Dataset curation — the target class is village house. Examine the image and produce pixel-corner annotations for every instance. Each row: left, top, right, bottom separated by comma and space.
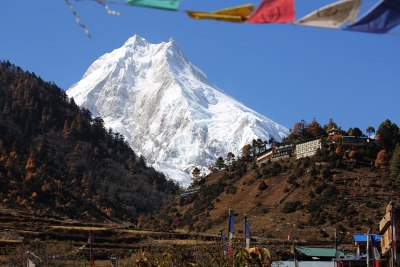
256, 130, 372, 164
256, 143, 295, 164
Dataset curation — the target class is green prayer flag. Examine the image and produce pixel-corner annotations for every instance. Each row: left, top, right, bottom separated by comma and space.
126, 0, 180, 10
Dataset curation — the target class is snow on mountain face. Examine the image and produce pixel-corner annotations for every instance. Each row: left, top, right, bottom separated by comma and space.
67, 35, 289, 187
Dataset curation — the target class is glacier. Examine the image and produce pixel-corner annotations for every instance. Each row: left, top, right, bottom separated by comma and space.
67, 35, 289, 187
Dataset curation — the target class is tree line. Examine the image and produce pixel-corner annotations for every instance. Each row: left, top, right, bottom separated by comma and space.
0, 61, 178, 222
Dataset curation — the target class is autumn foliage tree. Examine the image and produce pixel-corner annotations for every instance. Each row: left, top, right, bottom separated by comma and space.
285, 118, 326, 143
375, 149, 388, 168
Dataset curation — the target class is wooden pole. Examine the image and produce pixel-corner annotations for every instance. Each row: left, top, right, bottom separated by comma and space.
89, 231, 94, 267
390, 201, 396, 267
244, 214, 249, 249
367, 228, 371, 267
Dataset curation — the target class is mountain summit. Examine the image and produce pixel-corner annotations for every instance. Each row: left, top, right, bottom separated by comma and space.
67, 35, 288, 186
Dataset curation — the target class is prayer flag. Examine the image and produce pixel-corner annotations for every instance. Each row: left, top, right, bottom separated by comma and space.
245, 220, 251, 249
186, 4, 255, 23
227, 210, 234, 257
295, 0, 361, 29
126, 0, 181, 11
247, 0, 295, 24
370, 235, 381, 261
221, 232, 228, 254
344, 0, 400, 33
229, 211, 235, 239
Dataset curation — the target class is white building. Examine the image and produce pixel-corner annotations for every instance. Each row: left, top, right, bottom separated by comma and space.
295, 139, 322, 159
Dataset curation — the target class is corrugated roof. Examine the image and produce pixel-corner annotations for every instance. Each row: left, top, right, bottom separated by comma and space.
272, 261, 335, 267
296, 247, 343, 257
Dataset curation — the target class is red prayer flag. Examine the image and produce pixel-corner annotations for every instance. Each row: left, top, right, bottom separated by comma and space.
247, 0, 295, 23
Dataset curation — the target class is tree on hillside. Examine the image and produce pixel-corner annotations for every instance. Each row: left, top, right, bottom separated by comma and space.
292, 120, 308, 139
376, 119, 400, 151
366, 126, 375, 138
390, 145, 400, 182
375, 149, 388, 168
347, 128, 354, 136
192, 167, 201, 183
324, 118, 339, 132
226, 152, 235, 166
252, 139, 261, 156
262, 140, 269, 151
269, 137, 276, 147
308, 119, 326, 138
348, 127, 363, 137
242, 144, 252, 160
256, 138, 265, 154
216, 156, 225, 171
353, 127, 363, 137
285, 119, 326, 143
0, 62, 179, 221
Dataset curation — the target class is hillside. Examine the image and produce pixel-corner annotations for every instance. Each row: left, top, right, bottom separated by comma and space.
0, 61, 178, 222
155, 121, 400, 243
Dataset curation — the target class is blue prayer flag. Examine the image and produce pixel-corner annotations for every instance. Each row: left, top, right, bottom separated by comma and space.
229, 212, 235, 236
344, 0, 400, 33
245, 221, 250, 238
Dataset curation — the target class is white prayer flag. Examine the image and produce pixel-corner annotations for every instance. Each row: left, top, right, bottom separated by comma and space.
295, 0, 362, 29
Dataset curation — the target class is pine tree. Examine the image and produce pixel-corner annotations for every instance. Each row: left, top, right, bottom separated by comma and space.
192, 167, 201, 182
226, 152, 235, 166
242, 144, 251, 160
215, 156, 225, 171
353, 127, 363, 137
308, 119, 326, 138
376, 119, 400, 151
366, 126, 375, 138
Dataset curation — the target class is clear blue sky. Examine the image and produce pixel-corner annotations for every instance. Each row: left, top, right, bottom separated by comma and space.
1, 0, 399, 133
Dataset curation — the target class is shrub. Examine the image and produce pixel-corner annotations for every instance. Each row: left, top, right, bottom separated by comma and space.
258, 181, 268, 191
283, 187, 290, 193
226, 185, 237, 195
322, 185, 337, 198
320, 167, 331, 178
282, 201, 302, 213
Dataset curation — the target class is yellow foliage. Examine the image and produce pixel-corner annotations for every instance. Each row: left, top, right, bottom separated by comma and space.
103, 208, 114, 217
9, 151, 17, 158
25, 171, 36, 181
31, 192, 38, 201
375, 149, 387, 168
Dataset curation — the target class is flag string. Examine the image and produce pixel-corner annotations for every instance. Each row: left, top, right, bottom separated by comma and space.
68, 0, 400, 37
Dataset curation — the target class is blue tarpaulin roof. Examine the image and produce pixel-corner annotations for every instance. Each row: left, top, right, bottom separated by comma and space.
353, 234, 381, 242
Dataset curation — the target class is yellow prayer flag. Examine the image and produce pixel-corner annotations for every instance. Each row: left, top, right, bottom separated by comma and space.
186, 4, 255, 23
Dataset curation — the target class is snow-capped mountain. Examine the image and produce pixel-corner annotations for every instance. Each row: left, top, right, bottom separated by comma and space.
67, 35, 288, 187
